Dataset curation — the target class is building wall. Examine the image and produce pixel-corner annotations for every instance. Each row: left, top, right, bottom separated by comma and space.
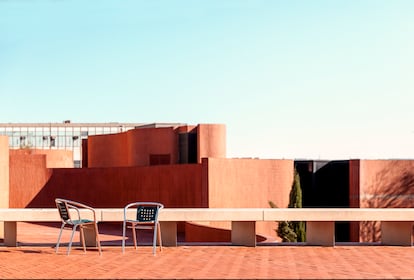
5, 124, 291, 243
8, 153, 293, 241
206, 158, 292, 209
128, 127, 178, 166
87, 124, 226, 168
16, 164, 204, 209
0, 137, 9, 208
87, 132, 129, 167
0, 136, 9, 238
9, 154, 52, 208
350, 159, 414, 242
193, 157, 293, 240
9, 149, 73, 168
87, 127, 179, 167
349, 159, 361, 242
197, 124, 226, 163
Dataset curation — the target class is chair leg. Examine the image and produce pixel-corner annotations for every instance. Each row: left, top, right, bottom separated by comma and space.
79, 226, 86, 253
157, 223, 162, 252
131, 225, 137, 250
67, 224, 78, 255
122, 221, 126, 253
94, 223, 102, 256
55, 223, 65, 253
152, 224, 158, 255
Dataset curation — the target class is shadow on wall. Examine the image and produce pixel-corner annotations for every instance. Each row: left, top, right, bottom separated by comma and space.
361, 167, 414, 242
23, 165, 205, 209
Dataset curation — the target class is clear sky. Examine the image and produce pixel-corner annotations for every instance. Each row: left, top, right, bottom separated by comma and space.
1, 0, 413, 160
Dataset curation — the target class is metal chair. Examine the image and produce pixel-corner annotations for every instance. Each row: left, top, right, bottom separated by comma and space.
55, 198, 102, 255
122, 202, 164, 255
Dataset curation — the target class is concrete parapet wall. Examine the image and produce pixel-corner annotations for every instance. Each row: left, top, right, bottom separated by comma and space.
0, 136, 9, 238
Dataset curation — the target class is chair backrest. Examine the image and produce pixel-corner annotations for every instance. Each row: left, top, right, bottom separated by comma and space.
55, 199, 71, 222
124, 202, 164, 223
55, 198, 96, 223
137, 206, 158, 222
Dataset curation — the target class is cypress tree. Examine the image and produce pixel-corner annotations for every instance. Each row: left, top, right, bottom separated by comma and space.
289, 170, 306, 242
269, 169, 306, 242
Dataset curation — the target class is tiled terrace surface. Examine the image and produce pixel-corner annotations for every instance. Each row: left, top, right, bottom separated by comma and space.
1, 222, 414, 279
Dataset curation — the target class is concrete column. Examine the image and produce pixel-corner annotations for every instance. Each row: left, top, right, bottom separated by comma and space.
0, 136, 9, 239
231, 221, 256, 247
306, 221, 335, 246
160, 221, 177, 246
381, 221, 413, 246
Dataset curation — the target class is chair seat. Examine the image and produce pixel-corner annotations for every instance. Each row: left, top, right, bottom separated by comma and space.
125, 220, 155, 224
127, 225, 154, 230
69, 219, 94, 225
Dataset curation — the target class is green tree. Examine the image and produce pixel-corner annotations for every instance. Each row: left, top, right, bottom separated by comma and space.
269, 169, 306, 242
288, 170, 306, 242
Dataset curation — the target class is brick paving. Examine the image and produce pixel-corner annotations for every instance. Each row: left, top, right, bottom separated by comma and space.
1, 222, 414, 279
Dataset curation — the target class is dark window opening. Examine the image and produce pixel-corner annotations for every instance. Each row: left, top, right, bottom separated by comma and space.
178, 132, 197, 164
149, 154, 171, 165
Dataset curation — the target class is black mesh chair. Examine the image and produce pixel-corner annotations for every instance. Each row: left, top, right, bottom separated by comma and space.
55, 198, 102, 255
122, 202, 164, 255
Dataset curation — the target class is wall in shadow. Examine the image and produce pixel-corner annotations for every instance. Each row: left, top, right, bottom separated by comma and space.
295, 160, 350, 241
25, 164, 205, 208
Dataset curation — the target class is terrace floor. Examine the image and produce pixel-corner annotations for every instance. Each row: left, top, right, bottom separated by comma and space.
1, 222, 414, 279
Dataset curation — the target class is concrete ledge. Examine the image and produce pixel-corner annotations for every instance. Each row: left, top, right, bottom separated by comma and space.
0, 208, 96, 221
157, 208, 264, 221
97, 208, 264, 222
0, 209, 59, 221
1, 208, 414, 247
263, 208, 414, 221
3, 208, 414, 223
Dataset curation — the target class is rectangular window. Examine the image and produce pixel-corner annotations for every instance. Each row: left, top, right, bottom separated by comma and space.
149, 154, 171, 165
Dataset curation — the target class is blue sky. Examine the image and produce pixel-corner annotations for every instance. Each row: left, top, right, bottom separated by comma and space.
1, 0, 413, 160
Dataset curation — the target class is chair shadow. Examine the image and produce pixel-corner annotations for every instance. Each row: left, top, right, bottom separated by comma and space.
16, 221, 185, 247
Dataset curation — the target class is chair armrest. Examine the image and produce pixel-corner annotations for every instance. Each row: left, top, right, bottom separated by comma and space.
67, 201, 98, 222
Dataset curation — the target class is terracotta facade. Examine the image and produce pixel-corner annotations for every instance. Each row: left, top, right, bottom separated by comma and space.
349, 159, 414, 242
5, 124, 293, 241
4, 124, 414, 243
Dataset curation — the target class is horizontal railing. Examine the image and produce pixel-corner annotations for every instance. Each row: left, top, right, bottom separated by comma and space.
1, 208, 414, 247
2, 207, 414, 221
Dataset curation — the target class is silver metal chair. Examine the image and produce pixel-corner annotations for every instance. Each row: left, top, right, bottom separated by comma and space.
122, 202, 164, 255
55, 198, 102, 255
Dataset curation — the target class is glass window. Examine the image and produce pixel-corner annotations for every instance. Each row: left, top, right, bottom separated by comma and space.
72, 135, 80, 147
13, 136, 19, 147
27, 136, 34, 148
95, 127, 103, 134
35, 136, 43, 147
50, 136, 56, 147
58, 136, 65, 147
58, 128, 66, 136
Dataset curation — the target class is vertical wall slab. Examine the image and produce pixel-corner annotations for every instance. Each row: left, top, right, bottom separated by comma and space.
0, 136, 9, 239
197, 124, 226, 163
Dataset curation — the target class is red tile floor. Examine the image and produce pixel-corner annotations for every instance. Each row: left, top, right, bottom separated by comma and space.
1, 222, 414, 279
